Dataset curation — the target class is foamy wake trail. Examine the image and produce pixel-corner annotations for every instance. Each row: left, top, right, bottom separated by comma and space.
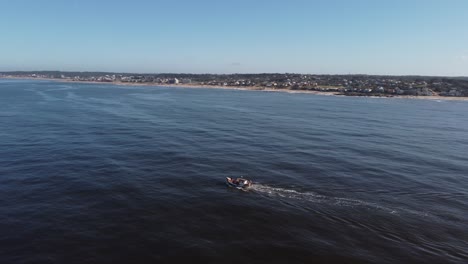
250, 184, 399, 214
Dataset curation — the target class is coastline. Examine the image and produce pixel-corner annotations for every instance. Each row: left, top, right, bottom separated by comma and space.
2, 76, 468, 101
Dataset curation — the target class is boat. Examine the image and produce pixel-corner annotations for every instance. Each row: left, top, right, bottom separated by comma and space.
226, 177, 252, 189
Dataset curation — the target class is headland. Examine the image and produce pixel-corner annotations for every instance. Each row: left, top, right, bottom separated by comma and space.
2, 71, 468, 101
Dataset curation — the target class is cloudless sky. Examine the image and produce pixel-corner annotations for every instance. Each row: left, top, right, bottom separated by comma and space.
1, 0, 468, 75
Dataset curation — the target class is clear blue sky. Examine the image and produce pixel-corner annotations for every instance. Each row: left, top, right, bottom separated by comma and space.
1, 0, 468, 76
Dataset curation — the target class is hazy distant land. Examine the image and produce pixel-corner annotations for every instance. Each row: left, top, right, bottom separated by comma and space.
2, 71, 468, 100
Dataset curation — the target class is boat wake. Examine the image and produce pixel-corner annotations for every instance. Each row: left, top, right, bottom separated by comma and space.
251, 184, 442, 220
250, 184, 401, 214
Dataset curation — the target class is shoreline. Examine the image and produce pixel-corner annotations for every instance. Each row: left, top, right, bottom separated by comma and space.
2, 76, 468, 101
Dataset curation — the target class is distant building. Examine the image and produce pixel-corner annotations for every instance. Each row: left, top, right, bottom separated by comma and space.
168, 78, 179, 84
419, 87, 431, 96
448, 89, 462, 96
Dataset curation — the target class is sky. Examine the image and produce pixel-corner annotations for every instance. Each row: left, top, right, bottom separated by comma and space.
1, 0, 468, 76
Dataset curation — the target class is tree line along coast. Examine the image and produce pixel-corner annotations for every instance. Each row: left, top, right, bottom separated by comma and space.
2, 71, 468, 97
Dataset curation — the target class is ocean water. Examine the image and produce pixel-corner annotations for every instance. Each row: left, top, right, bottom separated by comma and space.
1, 79, 467, 263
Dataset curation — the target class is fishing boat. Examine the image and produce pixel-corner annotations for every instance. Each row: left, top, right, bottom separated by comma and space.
226, 177, 252, 189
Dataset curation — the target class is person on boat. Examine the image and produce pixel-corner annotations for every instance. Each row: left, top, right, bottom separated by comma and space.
227, 177, 251, 187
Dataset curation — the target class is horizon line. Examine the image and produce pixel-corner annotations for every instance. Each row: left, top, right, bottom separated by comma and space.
1, 70, 467, 78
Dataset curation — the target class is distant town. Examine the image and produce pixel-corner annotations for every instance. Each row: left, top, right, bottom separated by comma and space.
2, 71, 468, 97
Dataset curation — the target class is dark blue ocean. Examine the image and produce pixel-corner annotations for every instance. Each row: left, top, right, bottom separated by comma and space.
1, 79, 467, 263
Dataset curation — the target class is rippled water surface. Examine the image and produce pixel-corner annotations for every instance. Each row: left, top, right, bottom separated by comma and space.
1, 79, 468, 263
